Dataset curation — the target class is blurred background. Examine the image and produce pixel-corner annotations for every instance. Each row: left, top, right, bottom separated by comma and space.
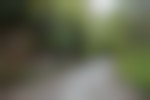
0, 0, 150, 100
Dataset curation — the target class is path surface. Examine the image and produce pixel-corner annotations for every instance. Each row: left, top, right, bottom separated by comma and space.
0, 56, 140, 100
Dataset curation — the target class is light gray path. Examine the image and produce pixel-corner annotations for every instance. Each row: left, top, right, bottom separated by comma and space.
0, 56, 140, 100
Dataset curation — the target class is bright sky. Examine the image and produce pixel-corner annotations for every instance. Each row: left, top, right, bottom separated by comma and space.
87, 0, 117, 18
